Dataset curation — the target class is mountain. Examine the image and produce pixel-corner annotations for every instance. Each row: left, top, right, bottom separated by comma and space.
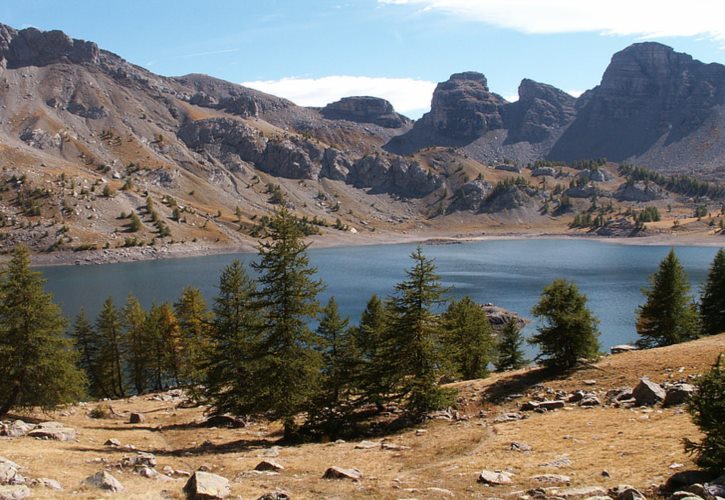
0, 23, 722, 259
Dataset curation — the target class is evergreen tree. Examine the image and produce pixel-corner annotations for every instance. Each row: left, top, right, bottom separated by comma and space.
685, 354, 725, 473
145, 302, 172, 391
250, 208, 324, 439
636, 250, 700, 348
123, 294, 151, 394
96, 296, 127, 398
382, 248, 451, 418
700, 249, 725, 336
157, 303, 182, 386
72, 308, 103, 397
175, 286, 212, 386
356, 294, 389, 409
441, 296, 495, 380
317, 297, 355, 404
0, 246, 85, 417
494, 319, 527, 372
203, 260, 260, 415
530, 279, 600, 371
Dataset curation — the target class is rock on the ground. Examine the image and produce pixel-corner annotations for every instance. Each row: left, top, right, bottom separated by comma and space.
183, 471, 230, 499
0, 421, 34, 438
664, 384, 696, 407
254, 460, 284, 472
610, 344, 638, 354
121, 452, 157, 468
0, 485, 30, 500
322, 466, 362, 481
668, 492, 704, 500
478, 470, 513, 485
579, 395, 601, 407
257, 490, 291, 500
83, 471, 125, 492
632, 378, 666, 406
511, 442, 533, 452
129, 412, 145, 424
609, 484, 646, 500
105, 438, 121, 447
531, 474, 572, 485
30, 478, 62, 490
559, 486, 608, 498
27, 422, 76, 441
354, 440, 380, 449
0, 464, 24, 486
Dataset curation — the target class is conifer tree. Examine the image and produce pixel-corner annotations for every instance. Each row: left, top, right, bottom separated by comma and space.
123, 294, 151, 394
685, 354, 725, 473
356, 294, 389, 409
441, 296, 495, 380
636, 249, 700, 348
495, 319, 527, 372
250, 208, 324, 438
157, 303, 182, 386
175, 286, 212, 386
530, 279, 600, 371
317, 297, 355, 404
96, 296, 127, 398
72, 308, 103, 397
0, 246, 85, 417
203, 260, 260, 415
382, 248, 451, 418
700, 249, 725, 336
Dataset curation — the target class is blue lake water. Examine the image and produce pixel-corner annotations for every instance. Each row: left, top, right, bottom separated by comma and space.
39, 239, 723, 355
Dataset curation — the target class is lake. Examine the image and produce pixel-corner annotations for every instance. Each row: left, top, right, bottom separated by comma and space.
39, 239, 723, 355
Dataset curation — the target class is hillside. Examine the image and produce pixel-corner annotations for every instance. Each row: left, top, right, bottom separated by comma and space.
1, 334, 723, 498
0, 24, 723, 263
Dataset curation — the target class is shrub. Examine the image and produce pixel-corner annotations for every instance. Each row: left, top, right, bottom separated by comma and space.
685, 354, 725, 472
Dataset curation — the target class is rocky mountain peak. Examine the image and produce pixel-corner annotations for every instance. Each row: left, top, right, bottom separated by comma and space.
503, 79, 576, 143
0, 23, 99, 68
448, 71, 489, 87
320, 96, 410, 128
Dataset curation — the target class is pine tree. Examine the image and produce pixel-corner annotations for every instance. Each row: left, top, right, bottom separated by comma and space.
175, 286, 212, 386
71, 308, 103, 397
317, 297, 355, 404
636, 249, 700, 348
202, 260, 260, 415
123, 294, 151, 394
96, 296, 127, 398
700, 249, 725, 336
157, 303, 182, 387
494, 319, 527, 372
530, 279, 600, 371
685, 354, 725, 472
250, 208, 324, 439
441, 296, 495, 380
0, 246, 85, 417
356, 294, 389, 409
382, 247, 452, 418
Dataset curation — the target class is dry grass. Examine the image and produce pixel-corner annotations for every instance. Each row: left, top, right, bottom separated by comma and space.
2, 334, 723, 499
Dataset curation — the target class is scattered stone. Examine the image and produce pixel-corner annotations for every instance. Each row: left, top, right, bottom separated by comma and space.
703, 482, 725, 498
583, 380, 597, 385
27, 422, 76, 441
415, 429, 427, 436
0, 485, 30, 499
541, 456, 572, 468
257, 490, 291, 500
0, 464, 24, 486
354, 440, 380, 449
668, 492, 703, 500
381, 442, 410, 451
121, 452, 157, 469
632, 378, 666, 406
579, 396, 601, 407
559, 486, 607, 498
608, 484, 646, 500
29, 478, 62, 491
0, 421, 34, 438
254, 460, 284, 472
104, 438, 121, 447
129, 412, 145, 424
539, 400, 566, 410
511, 442, 533, 452
682, 484, 710, 500
494, 412, 526, 422
663, 384, 696, 407
138, 467, 159, 479
531, 474, 571, 485
83, 471, 125, 492
521, 401, 540, 411
610, 344, 638, 354
322, 466, 362, 481
183, 471, 230, 499
478, 470, 513, 486
568, 390, 587, 403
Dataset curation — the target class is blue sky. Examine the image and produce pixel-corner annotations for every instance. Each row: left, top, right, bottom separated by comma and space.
2, 0, 723, 118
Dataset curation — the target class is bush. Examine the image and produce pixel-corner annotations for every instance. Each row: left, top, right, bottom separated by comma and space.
685, 354, 725, 472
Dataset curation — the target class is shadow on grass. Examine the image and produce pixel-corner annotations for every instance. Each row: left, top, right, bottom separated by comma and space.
480, 366, 570, 404
69, 436, 276, 457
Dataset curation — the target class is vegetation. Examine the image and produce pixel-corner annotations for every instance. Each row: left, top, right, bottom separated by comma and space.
636, 250, 700, 348
530, 279, 600, 371
619, 164, 725, 200
442, 296, 495, 380
685, 354, 725, 473
700, 249, 725, 336
495, 319, 527, 372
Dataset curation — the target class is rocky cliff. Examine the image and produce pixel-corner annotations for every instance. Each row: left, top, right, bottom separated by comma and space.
320, 96, 410, 128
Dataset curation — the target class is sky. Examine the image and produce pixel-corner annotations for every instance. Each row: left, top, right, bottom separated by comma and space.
1, 0, 724, 118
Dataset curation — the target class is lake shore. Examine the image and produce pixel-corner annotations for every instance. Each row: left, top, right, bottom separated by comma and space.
29, 226, 725, 267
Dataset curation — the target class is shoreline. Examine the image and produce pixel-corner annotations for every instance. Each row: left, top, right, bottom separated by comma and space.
28, 228, 725, 268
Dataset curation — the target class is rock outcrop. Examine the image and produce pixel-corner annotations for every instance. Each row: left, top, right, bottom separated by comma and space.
0, 24, 100, 68
504, 79, 576, 143
321, 96, 410, 128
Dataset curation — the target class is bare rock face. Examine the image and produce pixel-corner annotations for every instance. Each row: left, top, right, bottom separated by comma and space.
504, 79, 576, 143
550, 42, 725, 164
422, 72, 506, 139
348, 155, 442, 198
321, 96, 411, 128
0, 24, 100, 68
615, 181, 665, 202
449, 180, 493, 212
178, 118, 267, 168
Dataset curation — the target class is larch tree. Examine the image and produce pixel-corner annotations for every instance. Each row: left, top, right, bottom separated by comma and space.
0, 246, 85, 417
72, 307, 102, 397
494, 319, 527, 372
700, 249, 725, 336
316, 297, 355, 405
96, 296, 127, 398
251, 208, 324, 439
530, 279, 600, 371
123, 294, 151, 394
442, 296, 495, 380
356, 294, 389, 410
636, 249, 699, 348
175, 286, 213, 386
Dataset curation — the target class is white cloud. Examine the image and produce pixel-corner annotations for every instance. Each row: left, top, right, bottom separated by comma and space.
240, 75, 436, 114
567, 89, 584, 98
379, 0, 725, 41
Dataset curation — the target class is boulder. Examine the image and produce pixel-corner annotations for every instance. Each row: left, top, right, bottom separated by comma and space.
322, 466, 362, 481
611, 344, 638, 354
609, 484, 647, 500
0, 485, 30, 500
559, 486, 608, 498
254, 460, 284, 472
120, 452, 157, 468
183, 471, 230, 499
30, 478, 62, 491
668, 492, 703, 500
354, 440, 380, 450
632, 378, 666, 406
129, 412, 145, 424
532, 167, 557, 177
83, 471, 124, 492
105, 438, 121, 447
257, 490, 291, 500
0, 464, 24, 486
0, 421, 34, 438
531, 474, 571, 485
511, 442, 533, 452
27, 422, 76, 441
478, 470, 513, 485
579, 396, 601, 407
664, 384, 696, 407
